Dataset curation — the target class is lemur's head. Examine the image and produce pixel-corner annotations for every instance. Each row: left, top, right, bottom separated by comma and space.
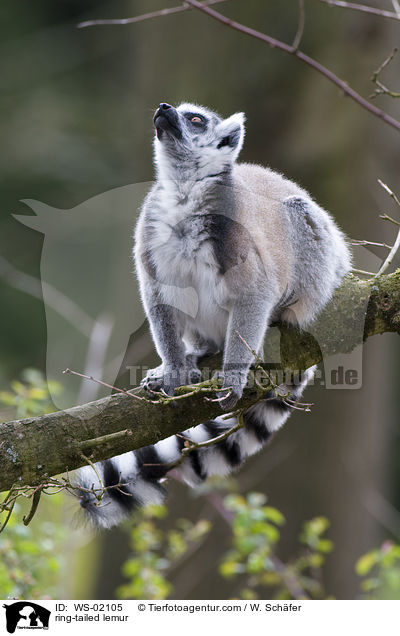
153, 102, 245, 179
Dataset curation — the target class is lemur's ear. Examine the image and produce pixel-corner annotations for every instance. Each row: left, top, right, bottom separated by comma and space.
216, 112, 246, 158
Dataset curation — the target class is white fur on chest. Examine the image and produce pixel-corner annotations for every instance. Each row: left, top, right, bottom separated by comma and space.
149, 189, 229, 344
150, 182, 217, 284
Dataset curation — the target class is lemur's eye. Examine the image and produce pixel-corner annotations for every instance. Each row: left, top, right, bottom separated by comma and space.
191, 116, 202, 123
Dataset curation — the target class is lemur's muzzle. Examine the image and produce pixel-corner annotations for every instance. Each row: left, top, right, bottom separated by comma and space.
154, 102, 182, 139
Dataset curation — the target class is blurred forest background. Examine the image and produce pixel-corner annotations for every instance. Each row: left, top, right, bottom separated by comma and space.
1, 0, 400, 600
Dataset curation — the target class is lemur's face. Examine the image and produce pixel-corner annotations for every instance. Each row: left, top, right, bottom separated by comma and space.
153, 102, 245, 175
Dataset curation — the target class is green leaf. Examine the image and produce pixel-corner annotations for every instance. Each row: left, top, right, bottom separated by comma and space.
316, 539, 334, 554
220, 560, 244, 578
246, 552, 267, 574
263, 506, 285, 526
356, 551, 379, 576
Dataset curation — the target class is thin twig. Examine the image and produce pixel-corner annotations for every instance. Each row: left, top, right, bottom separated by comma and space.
192, 413, 244, 449
378, 179, 400, 208
292, 0, 305, 50
0, 473, 146, 527
376, 180, 400, 275
318, 0, 400, 21
376, 228, 400, 275
63, 367, 148, 401
0, 501, 16, 533
77, 0, 229, 29
234, 330, 312, 412
66, 367, 226, 407
282, 398, 311, 412
23, 488, 42, 526
234, 330, 274, 387
351, 239, 393, 249
351, 268, 375, 276
284, 396, 314, 408
77, 429, 133, 451
178, 413, 243, 456
370, 49, 400, 99
204, 387, 232, 402
371, 48, 398, 83
144, 413, 245, 473
80, 453, 105, 502
380, 214, 400, 227
183, 0, 400, 132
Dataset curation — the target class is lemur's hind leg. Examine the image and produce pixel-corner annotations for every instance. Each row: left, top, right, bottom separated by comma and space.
281, 195, 343, 327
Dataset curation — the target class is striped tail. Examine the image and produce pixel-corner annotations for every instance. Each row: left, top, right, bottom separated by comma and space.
76, 367, 315, 529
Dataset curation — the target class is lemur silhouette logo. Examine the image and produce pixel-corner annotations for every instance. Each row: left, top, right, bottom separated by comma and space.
2, 602, 50, 633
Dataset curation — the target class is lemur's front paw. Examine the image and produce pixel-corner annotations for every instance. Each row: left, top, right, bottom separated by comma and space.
141, 364, 202, 396
214, 369, 246, 411
140, 364, 165, 392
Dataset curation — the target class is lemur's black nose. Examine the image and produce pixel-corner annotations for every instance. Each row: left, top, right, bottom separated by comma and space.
154, 102, 181, 138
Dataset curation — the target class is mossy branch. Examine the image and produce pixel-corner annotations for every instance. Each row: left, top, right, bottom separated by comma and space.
1, 271, 400, 494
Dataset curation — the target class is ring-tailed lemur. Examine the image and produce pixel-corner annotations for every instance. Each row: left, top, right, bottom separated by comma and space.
77, 102, 351, 528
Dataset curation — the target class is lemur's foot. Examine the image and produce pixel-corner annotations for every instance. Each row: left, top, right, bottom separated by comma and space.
140, 365, 165, 392
214, 369, 246, 411
141, 364, 202, 396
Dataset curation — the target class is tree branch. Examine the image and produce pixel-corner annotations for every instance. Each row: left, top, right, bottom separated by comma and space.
1, 271, 400, 494
370, 49, 400, 100
76, 0, 229, 29
318, 0, 400, 22
182, 0, 400, 133
76, 0, 400, 132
